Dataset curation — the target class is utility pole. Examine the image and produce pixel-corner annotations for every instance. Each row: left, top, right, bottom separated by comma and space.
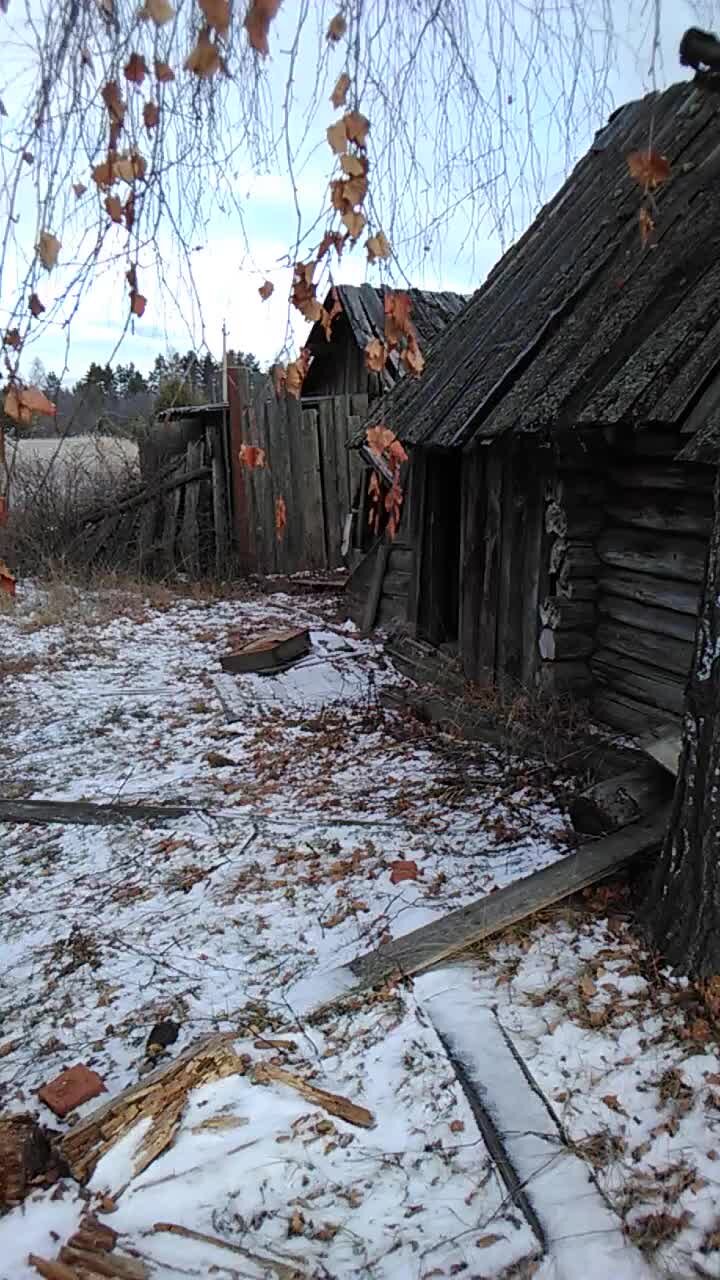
221, 320, 228, 402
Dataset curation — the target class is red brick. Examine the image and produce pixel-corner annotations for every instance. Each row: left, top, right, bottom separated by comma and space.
38, 1064, 106, 1118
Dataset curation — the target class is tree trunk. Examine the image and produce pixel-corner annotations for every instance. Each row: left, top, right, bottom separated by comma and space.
645, 468, 720, 977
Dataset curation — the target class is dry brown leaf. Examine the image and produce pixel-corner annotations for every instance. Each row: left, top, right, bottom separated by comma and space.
401, 339, 425, 377
258, 279, 274, 300
331, 72, 350, 109
143, 101, 159, 130
330, 178, 351, 213
22, 151, 33, 164
344, 110, 369, 147
272, 363, 286, 396
4, 384, 56, 423
626, 148, 671, 190
340, 153, 366, 178
37, 231, 61, 270
579, 973, 597, 1001
130, 291, 147, 317
366, 230, 391, 262
476, 1234, 503, 1248
601, 1094, 626, 1113
72, 181, 87, 198
638, 205, 654, 246
154, 59, 175, 82
105, 195, 123, 223
124, 52, 148, 84
342, 173, 368, 206
101, 80, 126, 129
92, 159, 114, 188
114, 151, 147, 182
449, 1119, 465, 1133
185, 28, 223, 78
3, 328, 20, 349
138, 0, 175, 23
28, 293, 45, 317
364, 338, 387, 373
285, 349, 310, 398
238, 443, 266, 468
326, 119, 347, 154
275, 494, 287, 539
341, 209, 365, 239
200, 0, 230, 33
244, 0, 281, 57
326, 12, 346, 41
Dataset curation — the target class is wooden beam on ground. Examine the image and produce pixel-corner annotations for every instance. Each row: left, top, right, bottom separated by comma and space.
290, 807, 671, 1013
0, 798, 199, 826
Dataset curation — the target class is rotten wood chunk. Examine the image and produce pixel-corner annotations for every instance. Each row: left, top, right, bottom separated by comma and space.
569, 765, 671, 836
61, 1034, 246, 1185
0, 1114, 58, 1209
252, 1061, 375, 1129
220, 627, 310, 674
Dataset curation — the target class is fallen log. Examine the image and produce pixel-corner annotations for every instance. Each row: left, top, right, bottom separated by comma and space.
289, 807, 671, 1015
568, 766, 670, 836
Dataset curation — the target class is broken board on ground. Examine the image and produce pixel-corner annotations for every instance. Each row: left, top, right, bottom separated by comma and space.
220, 627, 310, 675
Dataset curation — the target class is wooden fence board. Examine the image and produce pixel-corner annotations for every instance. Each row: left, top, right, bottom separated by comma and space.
318, 399, 342, 567
180, 439, 204, 576
268, 391, 292, 575
207, 426, 229, 578
332, 396, 352, 525
257, 389, 277, 575
286, 396, 309, 573
300, 409, 327, 570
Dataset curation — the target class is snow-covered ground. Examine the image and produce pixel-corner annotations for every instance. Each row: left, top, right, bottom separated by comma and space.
0, 580, 718, 1278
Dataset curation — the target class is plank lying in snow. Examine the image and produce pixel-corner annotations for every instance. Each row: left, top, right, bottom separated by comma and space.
287, 806, 671, 1015
417, 974, 654, 1280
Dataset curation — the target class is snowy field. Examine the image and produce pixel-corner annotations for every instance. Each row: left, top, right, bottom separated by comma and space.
0, 581, 718, 1278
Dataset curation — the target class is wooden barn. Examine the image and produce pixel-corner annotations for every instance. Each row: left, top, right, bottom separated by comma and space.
352, 79, 720, 736
301, 284, 466, 399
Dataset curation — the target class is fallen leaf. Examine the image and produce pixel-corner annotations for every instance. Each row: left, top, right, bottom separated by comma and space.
341, 209, 365, 239
449, 1119, 465, 1133
601, 1094, 626, 1113
327, 12, 346, 40
327, 119, 348, 154
275, 494, 287, 539
130, 291, 147, 317
626, 148, 671, 190
331, 72, 350, 109
344, 109, 369, 146
155, 59, 175, 81
185, 28, 223, 78
28, 293, 45, 317
366, 230, 391, 262
37, 231, 61, 270
364, 338, 387, 373
258, 279, 274, 300
143, 101, 159, 130
138, 0, 175, 22
244, 0, 282, 57
124, 52, 148, 84
390, 859, 419, 884
288, 1208, 305, 1236
200, 0, 229, 33
72, 181, 87, 198
3, 329, 21, 349
579, 974, 597, 1001
476, 1234, 503, 1248
238, 443, 266, 468
638, 205, 654, 246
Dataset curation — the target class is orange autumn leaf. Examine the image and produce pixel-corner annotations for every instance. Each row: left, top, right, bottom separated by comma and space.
384, 289, 415, 347
342, 209, 366, 239
155, 60, 175, 82
389, 859, 419, 884
28, 293, 45, 317
4, 384, 56, 423
0, 559, 16, 597
37, 231, 61, 270
124, 52, 148, 84
185, 28, 223, 78
326, 119, 348, 155
364, 338, 387, 373
3, 329, 20, 349
130, 291, 147, 317
331, 72, 350, 109
138, 0, 175, 22
326, 12, 346, 41
626, 149, 671, 190
143, 101, 159, 131
275, 494, 287, 539
286, 350, 310, 398
258, 279, 274, 300
101, 80, 126, 128
366, 230, 391, 263
239, 444, 266, 468
200, 0, 230, 34
343, 110, 369, 147
272, 363, 287, 396
244, 0, 282, 57
401, 337, 425, 378
105, 195, 123, 223
340, 153, 366, 178
316, 230, 345, 261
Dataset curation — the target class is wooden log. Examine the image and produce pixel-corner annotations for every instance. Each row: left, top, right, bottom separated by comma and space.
605, 493, 712, 537
596, 619, 692, 678
58, 1246, 148, 1279
555, 473, 606, 503
569, 766, 670, 836
597, 529, 707, 584
538, 628, 593, 660
597, 568, 700, 616
539, 597, 596, 630
388, 543, 413, 574
592, 648, 686, 716
309, 807, 671, 1001
592, 688, 678, 736
550, 539, 599, 577
136, 499, 158, 575
0, 797, 199, 826
608, 462, 712, 493
556, 576, 598, 601
598, 593, 697, 643
537, 660, 593, 695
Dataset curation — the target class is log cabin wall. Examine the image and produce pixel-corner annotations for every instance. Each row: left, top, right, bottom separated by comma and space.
590, 426, 713, 735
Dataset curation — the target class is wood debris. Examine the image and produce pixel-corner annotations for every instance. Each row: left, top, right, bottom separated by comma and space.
61, 1033, 246, 1185
152, 1221, 305, 1278
0, 1113, 60, 1210
252, 1062, 375, 1128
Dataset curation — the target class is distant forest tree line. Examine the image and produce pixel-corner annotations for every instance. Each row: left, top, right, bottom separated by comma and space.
6, 349, 260, 439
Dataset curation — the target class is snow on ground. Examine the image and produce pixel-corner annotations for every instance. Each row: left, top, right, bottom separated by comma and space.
0, 580, 718, 1278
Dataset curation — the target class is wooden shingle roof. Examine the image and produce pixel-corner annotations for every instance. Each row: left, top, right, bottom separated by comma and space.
366, 81, 720, 448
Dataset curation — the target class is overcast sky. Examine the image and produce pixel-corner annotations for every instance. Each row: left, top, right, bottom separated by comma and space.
0, 0, 716, 384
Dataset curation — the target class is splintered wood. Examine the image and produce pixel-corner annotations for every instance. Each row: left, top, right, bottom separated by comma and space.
0, 1114, 55, 1209
30, 1214, 148, 1280
61, 1034, 243, 1184
252, 1062, 375, 1128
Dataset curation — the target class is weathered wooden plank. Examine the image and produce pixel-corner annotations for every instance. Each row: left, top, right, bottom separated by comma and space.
268, 391, 292, 576
161, 486, 181, 576
136, 499, 158, 575
592, 688, 678, 735
496, 444, 526, 683
361, 538, 390, 633
376, 593, 407, 626
556, 576, 598, 601
334, 808, 671, 993
0, 798, 200, 825
539, 597, 595, 630
597, 529, 707, 584
285, 396, 310, 573
597, 617, 693, 678
299, 409, 327, 571
597, 568, 700, 615
180, 439, 204, 577
598, 593, 697, 643
206, 427, 229, 578
638, 723, 683, 776
406, 451, 427, 631
537, 660, 593, 695
605, 493, 712, 537
609, 463, 712, 494
592, 648, 685, 716
538, 629, 593, 661
476, 447, 503, 679
332, 396, 352, 530
318, 399, 342, 568
459, 446, 486, 682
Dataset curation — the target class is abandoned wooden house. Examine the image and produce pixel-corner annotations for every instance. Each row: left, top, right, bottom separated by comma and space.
301, 284, 466, 399
351, 79, 720, 736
